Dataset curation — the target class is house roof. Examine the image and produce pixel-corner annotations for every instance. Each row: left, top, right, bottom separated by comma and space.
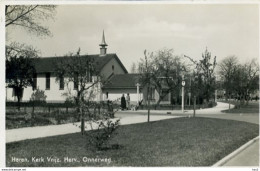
103, 73, 173, 90
103, 73, 142, 89
33, 53, 128, 74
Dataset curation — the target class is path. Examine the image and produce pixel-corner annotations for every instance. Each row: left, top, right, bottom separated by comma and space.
116, 101, 234, 116
223, 139, 259, 166
6, 115, 180, 143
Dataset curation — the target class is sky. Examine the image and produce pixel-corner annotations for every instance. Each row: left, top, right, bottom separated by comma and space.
6, 4, 259, 72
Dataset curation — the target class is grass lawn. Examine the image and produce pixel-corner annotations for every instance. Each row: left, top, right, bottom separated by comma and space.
6, 117, 259, 167
221, 101, 259, 114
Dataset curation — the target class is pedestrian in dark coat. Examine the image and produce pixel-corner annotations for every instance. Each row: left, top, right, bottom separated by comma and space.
121, 94, 126, 110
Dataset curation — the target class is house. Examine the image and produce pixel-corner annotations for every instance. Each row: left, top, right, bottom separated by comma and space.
102, 73, 143, 105
6, 31, 172, 105
102, 74, 172, 105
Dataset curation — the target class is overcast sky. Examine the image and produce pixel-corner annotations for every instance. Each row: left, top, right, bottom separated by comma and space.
6, 4, 259, 72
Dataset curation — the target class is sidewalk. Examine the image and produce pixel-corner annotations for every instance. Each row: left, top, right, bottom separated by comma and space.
118, 101, 235, 115
223, 139, 259, 166
6, 115, 181, 143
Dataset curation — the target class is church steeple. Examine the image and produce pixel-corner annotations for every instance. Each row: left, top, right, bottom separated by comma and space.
99, 30, 108, 56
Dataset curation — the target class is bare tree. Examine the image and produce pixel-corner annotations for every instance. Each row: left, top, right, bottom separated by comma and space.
5, 5, 55, 109
219, 57, 259, 107
138, 50, 154, 122
139, 49, 187, 107
184, 48, 217, 104
6, 43, 39, 110
238, 59, 259, 105
218, 56, 239, 109
6, 42, 39, 60
130, 62, 137, 73
5, 5, 56, 37
54, 48, 106, 135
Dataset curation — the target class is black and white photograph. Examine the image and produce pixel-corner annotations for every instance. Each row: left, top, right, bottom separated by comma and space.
2, 1, 259, 168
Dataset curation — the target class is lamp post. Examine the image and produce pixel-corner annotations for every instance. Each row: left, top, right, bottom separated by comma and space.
193, 75, 198, 117
136, 83, 140, 105
182, 75, 185, 113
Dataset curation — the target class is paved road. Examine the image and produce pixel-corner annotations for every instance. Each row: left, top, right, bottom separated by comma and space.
223, 139, 259, 166
116, 101, 235, 116
115, 102, 259, 124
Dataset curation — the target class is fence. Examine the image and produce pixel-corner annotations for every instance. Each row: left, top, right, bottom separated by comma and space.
6, 100, 216, 113
6, 101, 118, 114
6, 101, 118, 129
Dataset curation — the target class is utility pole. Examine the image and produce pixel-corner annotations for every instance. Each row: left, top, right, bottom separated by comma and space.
193, 74, 198, 117
182, 75, 185, 113
145, 51, 150, 122
136, 83, 140, 105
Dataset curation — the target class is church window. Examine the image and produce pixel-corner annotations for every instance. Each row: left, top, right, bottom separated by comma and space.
32, 73, 37, 91
74, 74, 78, 90
46, 73, 50, 90
59, 76, 64, 90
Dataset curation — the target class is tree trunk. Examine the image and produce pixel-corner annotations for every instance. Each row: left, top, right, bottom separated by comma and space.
17, 95, 21, 111
246, 94, 249, 106
75, 95, 81, 121
228, 94, 231, 112
147, 85, 150, 123
80, 105, 85, 135
239, 95, 243, 108
193, 96, 196, 117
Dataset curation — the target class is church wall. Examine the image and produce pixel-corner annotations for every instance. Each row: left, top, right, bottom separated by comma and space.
100, 57, 127, 79
6, 74, 100, 102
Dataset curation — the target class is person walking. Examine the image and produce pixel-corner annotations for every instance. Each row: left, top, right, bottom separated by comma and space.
126, 93, 130, 110
121, 94, 126, 110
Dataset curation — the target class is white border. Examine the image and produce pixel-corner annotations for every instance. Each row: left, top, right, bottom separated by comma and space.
1, 1, 259, 170
0, 3, 6, 169
1, 0, 260, 5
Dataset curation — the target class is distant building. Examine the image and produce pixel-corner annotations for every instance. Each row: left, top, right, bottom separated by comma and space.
6, 31, 171, 105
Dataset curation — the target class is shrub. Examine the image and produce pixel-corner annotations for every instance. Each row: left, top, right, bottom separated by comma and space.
30, 88, 47, 103
79, 100, 121, 150
87, 118, 120, 150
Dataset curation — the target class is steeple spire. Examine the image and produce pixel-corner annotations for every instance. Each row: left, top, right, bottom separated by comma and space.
99, 30, 108, 56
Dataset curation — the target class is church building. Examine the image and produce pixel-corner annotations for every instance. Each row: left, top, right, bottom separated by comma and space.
6, 32, 171, 105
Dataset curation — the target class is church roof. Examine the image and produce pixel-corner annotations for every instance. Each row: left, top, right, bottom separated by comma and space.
33, 53, 128, 74
103, 73, 142, 89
